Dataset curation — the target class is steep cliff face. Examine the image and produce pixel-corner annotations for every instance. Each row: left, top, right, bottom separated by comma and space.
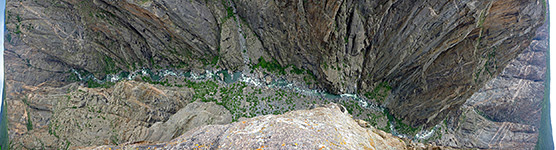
434, 17, 549, 149
5, 0, 544, 129
4, 0, 547, 149
5, 0, 221, 87
234, 0, 544, 127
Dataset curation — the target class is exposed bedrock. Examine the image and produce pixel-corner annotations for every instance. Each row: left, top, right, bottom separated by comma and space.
5, 0, 545, 137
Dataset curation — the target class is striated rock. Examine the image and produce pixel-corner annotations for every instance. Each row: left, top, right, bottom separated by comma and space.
5, 0, 546, 128
434, 15, 548, 149
5, 0, 223, 86
4, 0, 547, 149
234, 0, 545, 127
438, 108, 538, 149
87, 103, 451, 150
465, 21, 548, 127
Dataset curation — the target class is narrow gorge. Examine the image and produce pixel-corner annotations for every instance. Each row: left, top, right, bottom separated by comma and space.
2, 0, 550, 149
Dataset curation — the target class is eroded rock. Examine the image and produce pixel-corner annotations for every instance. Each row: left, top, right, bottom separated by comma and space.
7, 81, 232, 149
87, 103, 451, 149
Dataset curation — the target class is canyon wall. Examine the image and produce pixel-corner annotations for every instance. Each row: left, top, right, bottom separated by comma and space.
3, 0, 547, 149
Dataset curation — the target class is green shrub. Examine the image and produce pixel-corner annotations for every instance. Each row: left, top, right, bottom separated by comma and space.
26, 110, 33, 131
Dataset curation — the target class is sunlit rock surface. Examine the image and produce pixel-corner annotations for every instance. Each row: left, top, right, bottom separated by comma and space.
88, 103, 450, 150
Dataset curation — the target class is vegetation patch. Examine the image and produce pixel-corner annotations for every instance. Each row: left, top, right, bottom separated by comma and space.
118, 71, 130, 79
211, 55, 220, 66
384, 109, 420, 135
290, 65, 304, 75
48, 120, 60, 139
364, 82, 392, 104
103, 56, 119, 75
252, 57, 288, 75
141, 76, 172, 86
365, 112, 390, 132
322, 61, 329, 70
339, 99, 364, 117
184, 80, 220, 103
87, 79, 115, 88
199, 54, 221, 68
26, 109, 33, 131
251, 57, 317, 85
183, 78, 305, 122
220, 0, 235, 23
138, 0, 152, 5
302, 70, 317, 86
474, 47, 498, 83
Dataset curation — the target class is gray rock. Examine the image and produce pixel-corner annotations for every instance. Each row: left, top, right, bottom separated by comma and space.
6, 81, 231, 149
435, 17, 548, 149
4, 0, 547, 149
438, 108, 538, 149
218, 16, 243, 70
87, 103, 451, 149
141, 102, 232, 142
233, 0, 545, 127
6, 0, 545, 128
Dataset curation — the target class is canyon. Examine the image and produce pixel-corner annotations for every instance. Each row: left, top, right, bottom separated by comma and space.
3, 0, 549, 149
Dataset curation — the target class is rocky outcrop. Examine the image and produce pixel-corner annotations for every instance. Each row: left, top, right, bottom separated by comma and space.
87, 103, 450, 150
8, 77, 386, 149
143, 101, 232, 142
6, 81, 232, 149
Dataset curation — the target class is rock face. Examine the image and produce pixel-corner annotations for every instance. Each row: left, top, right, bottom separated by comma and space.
143, 101, 232, 142
439, 108, 539, 149
6, 81, 232, 149
465, 22, 548, 128
88, 103, 448, 150
234, 0, 545, 127
5, 0, 545, 128
4, 0, 548, 149
433, 17, 549, 149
